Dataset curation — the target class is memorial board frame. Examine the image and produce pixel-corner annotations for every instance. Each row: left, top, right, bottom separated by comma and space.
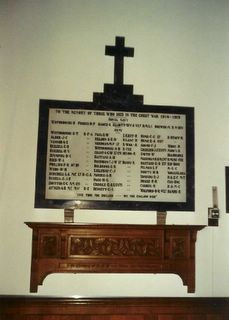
225, 166, 229, 213
35, 99, 194, 211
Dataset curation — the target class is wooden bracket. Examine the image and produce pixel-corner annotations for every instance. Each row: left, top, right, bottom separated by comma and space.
25, 222, 205, 293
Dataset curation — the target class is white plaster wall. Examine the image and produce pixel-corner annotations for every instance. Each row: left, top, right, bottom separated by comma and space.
0, 0, 229, 296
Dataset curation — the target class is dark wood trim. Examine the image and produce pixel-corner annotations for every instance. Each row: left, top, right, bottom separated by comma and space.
0, 296, 229, 319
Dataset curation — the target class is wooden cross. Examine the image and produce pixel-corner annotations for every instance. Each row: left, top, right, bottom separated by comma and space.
105, 36, 134, 86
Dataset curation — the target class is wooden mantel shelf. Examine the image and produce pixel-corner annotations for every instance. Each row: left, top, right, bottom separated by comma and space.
25, 222, 205, 293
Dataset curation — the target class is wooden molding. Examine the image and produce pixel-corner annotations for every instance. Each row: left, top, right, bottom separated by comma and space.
0, 296, 229, 319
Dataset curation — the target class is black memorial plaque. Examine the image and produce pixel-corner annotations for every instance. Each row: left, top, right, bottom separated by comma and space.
35, 37, 194, 211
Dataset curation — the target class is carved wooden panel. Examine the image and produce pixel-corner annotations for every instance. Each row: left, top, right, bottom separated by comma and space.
40, 235, 59, 257
25, 223, 205, 293
69, 236, 162, 257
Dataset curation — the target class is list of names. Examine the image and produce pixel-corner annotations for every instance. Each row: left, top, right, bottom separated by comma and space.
46, 108, 186, 202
